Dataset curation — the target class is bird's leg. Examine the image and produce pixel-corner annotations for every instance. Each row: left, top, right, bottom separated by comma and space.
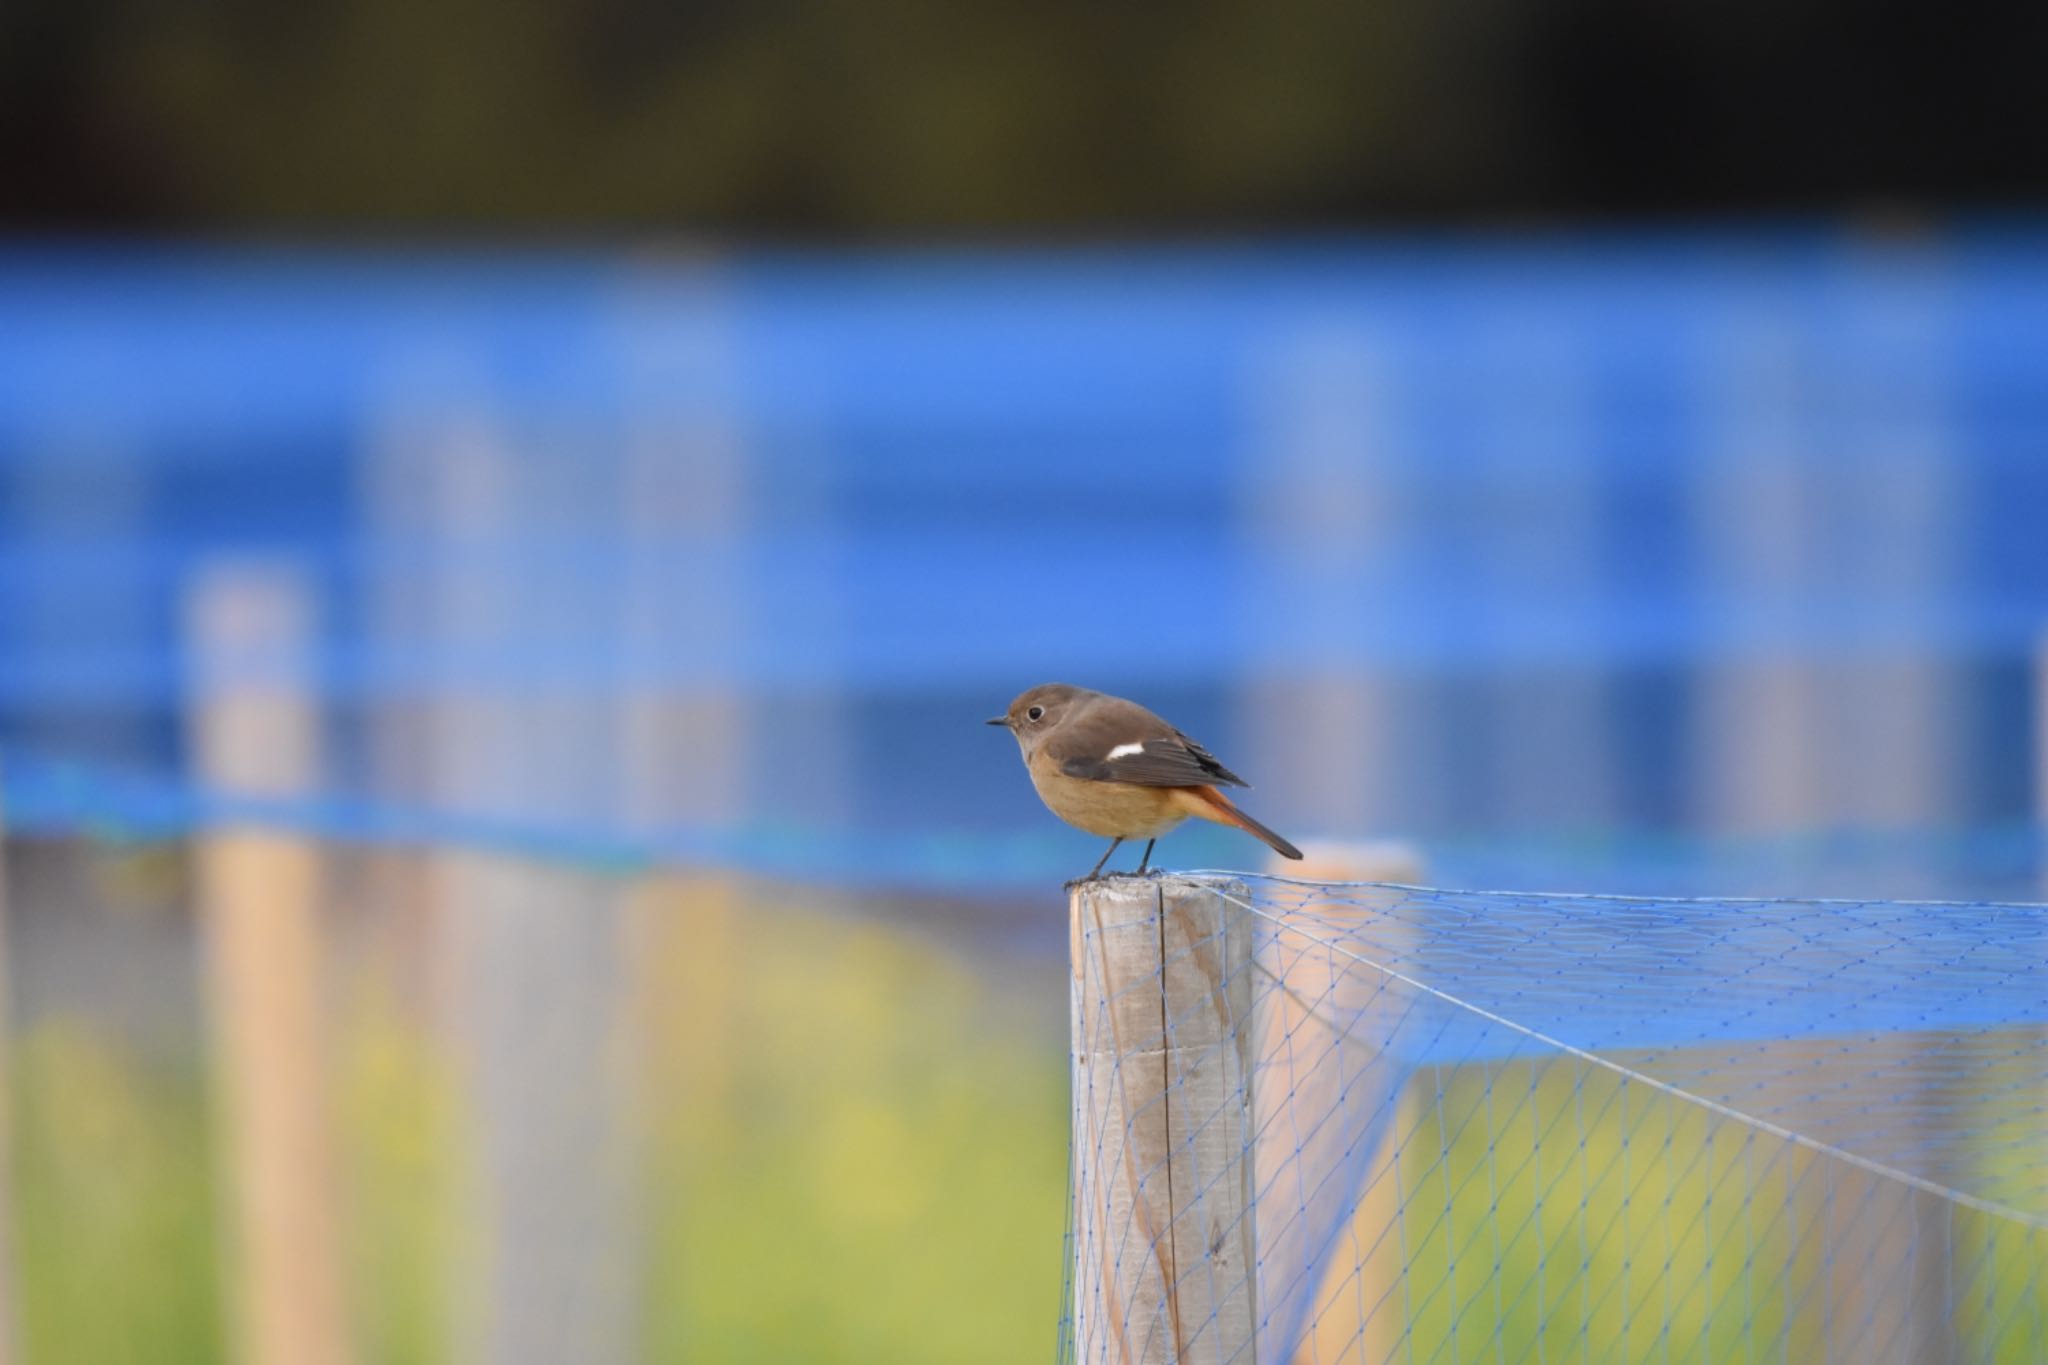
1136, 838, 1156, 873
1087, 838, 1124, 880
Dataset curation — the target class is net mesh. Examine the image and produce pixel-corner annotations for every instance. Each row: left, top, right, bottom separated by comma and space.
1061, 872, 2048, 1364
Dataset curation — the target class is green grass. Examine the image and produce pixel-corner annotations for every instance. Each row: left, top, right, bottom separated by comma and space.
1337, 1050, 2046, 1363
4, 876, 1068, 1365
12, 1022, 226, 1365
640, 890, 1069, 1364
337, 987, 459, 1365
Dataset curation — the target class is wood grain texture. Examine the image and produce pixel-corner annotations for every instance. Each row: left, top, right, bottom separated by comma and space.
1070, 875, 1257, 1365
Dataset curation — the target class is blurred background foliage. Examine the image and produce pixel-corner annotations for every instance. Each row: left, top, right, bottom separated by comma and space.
7, 0, 2048, 233
4, 840, 1066, 1365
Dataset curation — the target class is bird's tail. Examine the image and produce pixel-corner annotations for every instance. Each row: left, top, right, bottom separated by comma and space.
1178, 785, 1304, 861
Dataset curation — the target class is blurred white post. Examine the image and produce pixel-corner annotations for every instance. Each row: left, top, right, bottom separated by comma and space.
1070, 874, 1257, 1365
1694, 309, 1956, 838
613, 334, 749, 1174
1830, 265, 1958, 834
186, 563, 351, 1365
1692, 317, 1828, 834
368, 404, 637, 1365
434, 852, 634, 1365
1243, 326, 1409, 836
1473, 322, 1615, 829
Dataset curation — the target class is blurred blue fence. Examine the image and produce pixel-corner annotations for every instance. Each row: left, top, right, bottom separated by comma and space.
3, 234, 2048, 895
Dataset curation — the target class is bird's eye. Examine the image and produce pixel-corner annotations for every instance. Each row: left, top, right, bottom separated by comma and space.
1027, 705, 1045, 722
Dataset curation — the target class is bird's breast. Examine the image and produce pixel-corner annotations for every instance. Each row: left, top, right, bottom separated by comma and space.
1026, 764, 1189, 838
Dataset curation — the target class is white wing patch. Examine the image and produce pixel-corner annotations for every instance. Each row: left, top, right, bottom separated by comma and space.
1107, 742, 1147, 760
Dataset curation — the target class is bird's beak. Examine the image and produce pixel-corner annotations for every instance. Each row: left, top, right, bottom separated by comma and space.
986, 715, 1011, 728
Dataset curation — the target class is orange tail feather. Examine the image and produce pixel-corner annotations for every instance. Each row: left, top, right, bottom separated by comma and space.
1177, 785, 1303, 860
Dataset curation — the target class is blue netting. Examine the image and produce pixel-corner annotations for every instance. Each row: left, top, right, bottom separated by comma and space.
6, 238, 2048, 904
1063, 873, 2048, 1363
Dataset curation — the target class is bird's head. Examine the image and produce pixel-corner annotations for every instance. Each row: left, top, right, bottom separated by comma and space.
986, 682, 1085, 755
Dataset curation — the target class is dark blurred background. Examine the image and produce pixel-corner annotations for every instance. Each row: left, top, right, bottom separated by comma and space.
8, 0, 2048, 234
5, 5, 2048, 1365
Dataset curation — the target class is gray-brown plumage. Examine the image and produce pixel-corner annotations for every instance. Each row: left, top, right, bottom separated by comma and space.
987, 682, 1304, 878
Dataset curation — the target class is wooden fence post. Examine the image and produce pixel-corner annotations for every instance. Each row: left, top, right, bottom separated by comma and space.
1070, 873, 1258, 1365
186, 562, 351, 1365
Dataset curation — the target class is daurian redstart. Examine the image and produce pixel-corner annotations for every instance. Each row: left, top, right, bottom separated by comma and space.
989, 683, 1304, 878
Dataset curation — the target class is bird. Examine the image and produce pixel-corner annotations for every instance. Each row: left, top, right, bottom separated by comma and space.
988, 682, 1303, 879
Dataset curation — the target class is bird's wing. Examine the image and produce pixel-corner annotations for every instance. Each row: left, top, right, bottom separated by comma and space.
1056, 727, 1250, 789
